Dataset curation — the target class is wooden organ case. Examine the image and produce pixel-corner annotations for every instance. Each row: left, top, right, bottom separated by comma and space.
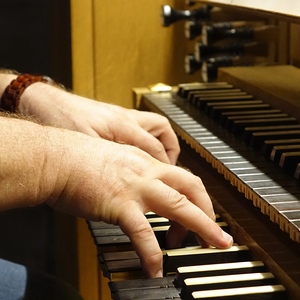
88, 1, 300, 300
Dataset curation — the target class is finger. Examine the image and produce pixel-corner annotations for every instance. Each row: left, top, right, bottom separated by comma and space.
157, 130, 180, 166
135, 112, 180, 165
158, 165, 216, 220
117, 201, 163, 278
118, 125, 172, 164
142, 179, 233, 249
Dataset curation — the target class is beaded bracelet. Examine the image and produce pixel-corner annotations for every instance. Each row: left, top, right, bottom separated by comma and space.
0, 73, 56, 112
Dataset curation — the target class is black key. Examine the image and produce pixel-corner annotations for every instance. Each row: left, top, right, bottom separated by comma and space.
100, 251, 141, 278
225, 113, 289, 131
279, 151, 300, 174
207, 101, 266, 118
92, 227, 124, 237
294, 163, 300, 179
109, 276, 174, 291
164, 245, 250, 274
249, 130, 300, 150
88, 220, 115, 230
177, 82, 201, 97
231, 117, 297, 135
221, 109, 281, 118
261, 138, 300, 157
188, 88, 242, 102
178, 82, 232, 98
220, 109, 282, 125
244, 125, 300, 144
195, 94, 253, 109
95, 234, 131, 248
270, 144, 300, 163
209, 103, 271, 119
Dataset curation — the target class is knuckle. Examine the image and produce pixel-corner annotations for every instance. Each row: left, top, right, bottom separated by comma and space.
169, 193, 189, 211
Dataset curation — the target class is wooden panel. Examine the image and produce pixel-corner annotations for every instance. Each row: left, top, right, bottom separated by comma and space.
70, 0, 95, 99
76, 218, 102, 300
71, 0, 201, 108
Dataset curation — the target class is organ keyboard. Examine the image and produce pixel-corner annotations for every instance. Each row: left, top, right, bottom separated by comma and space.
88, 65, 300, 300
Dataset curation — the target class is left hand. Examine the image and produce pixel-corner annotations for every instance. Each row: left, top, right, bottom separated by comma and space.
19, 83, 180, 165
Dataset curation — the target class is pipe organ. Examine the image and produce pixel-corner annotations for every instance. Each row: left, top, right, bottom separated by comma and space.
161, 4, 280, 82
87, 1, 300, 299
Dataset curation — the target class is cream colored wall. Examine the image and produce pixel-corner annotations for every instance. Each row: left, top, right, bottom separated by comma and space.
71, 0, 200, 108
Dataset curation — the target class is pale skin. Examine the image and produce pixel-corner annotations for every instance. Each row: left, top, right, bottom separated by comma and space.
0, 73, 233, 278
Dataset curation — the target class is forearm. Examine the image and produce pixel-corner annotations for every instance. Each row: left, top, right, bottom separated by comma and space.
0, 115, 65, 210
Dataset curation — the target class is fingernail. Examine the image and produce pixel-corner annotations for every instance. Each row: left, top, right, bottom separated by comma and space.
155, 270, 163, 278
222, 230, 233, 245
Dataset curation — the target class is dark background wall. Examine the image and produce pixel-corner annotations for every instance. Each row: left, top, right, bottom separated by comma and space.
0, 0, 77, 289
0, 0, 72, 87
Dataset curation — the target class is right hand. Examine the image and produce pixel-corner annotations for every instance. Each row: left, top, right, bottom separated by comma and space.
45, 128, 233, 278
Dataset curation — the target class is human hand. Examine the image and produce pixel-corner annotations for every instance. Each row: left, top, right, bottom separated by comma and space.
45, 129, 233, 278
19, 84, 180, 165
0, 74, 232, 279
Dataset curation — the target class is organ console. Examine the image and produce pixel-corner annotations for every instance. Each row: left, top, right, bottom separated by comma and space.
162, 4, 277, 82
87, 2, 300, 300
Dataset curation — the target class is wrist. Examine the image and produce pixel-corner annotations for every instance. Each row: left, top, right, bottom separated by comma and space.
18, 80, 71, 125
41, 125, 73, 206
0, 73, 18, 99
0, 74, 58, 112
